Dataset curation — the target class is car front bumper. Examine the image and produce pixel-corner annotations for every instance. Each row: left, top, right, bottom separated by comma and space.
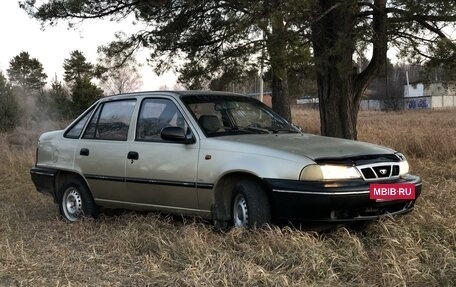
264, 174, 422, 222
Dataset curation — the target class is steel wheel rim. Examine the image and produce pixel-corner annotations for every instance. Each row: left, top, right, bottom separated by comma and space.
63, 187, 83, 221
233, 194, 248, 227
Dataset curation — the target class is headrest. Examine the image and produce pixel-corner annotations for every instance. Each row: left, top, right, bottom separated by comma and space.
198, 115, 221, 133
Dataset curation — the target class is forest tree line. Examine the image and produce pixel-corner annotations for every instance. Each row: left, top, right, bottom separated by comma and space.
0, 50, 142, 132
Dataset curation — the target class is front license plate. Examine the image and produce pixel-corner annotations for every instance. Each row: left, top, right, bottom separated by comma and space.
369, 183, 416, 200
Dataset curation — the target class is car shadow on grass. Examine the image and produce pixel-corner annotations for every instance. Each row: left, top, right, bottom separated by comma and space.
97, 207, 373, 234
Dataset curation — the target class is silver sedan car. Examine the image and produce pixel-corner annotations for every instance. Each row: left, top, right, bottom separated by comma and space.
30, 91, 422, 227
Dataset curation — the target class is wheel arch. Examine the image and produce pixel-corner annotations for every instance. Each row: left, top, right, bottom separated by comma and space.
54, 170, 93, 201
211, 171, 272, 222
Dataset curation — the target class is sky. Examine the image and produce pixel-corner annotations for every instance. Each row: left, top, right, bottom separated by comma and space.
0, 1, 178, 91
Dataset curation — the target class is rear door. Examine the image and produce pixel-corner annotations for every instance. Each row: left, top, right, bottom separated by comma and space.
74, 99, 136, 202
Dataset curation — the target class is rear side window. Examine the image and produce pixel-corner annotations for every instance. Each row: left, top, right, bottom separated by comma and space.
82, 100, 136, 141
65, 108, 94, 139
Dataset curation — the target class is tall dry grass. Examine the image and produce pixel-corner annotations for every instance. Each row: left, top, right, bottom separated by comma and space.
0, 109, 455, 286
293, 108, 456, 160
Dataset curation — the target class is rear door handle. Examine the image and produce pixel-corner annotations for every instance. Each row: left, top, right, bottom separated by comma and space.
80, 148, 89, 156
127, 151, 139, 160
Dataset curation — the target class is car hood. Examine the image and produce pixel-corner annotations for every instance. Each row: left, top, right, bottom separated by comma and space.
217, 133, 395, 161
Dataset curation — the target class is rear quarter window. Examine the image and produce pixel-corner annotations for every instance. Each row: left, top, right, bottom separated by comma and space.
64, 107, 95, 139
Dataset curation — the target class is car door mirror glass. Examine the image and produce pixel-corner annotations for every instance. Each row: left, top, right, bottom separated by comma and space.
161, 127, 195, 144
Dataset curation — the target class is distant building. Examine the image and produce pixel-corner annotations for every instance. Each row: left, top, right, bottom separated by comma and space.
360, 99, 382, 110
404, 82, 456, 109
296, 96, 318, 104
295, 96, 319, 109
249, 83, 456, 111
360, 86, 386, 111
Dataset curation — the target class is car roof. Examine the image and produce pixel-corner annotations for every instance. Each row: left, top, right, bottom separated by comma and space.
99, 90, 248, 102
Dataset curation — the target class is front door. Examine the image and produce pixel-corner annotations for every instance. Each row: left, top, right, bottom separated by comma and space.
125, 97, 200, 209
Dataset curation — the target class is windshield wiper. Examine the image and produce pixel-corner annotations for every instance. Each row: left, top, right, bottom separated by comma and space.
236, 126, 272, 134
270, 128, 300, 134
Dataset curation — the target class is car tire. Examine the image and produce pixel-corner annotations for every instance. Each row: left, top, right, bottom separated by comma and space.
58, 178, 99, 222
232, 180, 271, 228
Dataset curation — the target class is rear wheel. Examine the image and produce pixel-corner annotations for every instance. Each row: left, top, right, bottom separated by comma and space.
232, 180, 271, 228
58, 178, 99, 222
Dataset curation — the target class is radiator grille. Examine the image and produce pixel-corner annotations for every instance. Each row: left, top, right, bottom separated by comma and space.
358, 163, 400, 180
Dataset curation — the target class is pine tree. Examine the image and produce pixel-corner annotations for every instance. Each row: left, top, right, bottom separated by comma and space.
7, 51, 47, 91
63, 50, 103, 116
63, 50, 95, 84
0, 72, 20, 132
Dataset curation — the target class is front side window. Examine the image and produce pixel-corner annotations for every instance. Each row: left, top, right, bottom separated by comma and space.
136, 98, 188, 141
182, 95, 299, 137
82, 100, 136, 141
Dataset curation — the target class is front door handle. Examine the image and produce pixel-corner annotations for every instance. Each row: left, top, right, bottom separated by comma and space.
80, 148, 89, 156
127, 151, 139, 160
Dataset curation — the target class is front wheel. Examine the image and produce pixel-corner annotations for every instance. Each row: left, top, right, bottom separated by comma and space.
232, 180, 271, 228
58, 178, 99, 222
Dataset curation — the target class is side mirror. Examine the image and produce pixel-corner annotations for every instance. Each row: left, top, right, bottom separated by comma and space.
160, 127, 196, 144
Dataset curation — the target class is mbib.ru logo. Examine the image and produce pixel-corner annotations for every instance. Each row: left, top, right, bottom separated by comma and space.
370, 184, 416, 200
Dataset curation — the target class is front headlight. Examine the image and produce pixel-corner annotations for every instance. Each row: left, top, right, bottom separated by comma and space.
399, 159, 409, 176
300, 164, 362, 181
396, 153, 409, 176
299, 164, 323, 181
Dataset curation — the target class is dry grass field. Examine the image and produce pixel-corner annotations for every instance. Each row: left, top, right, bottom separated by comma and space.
1, 109, 455, 286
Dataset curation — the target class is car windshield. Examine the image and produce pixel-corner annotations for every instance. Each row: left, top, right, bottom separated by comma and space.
182, 95, 300, 137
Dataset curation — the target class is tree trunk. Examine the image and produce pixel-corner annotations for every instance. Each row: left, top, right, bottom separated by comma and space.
268, 4, 292, 122
315, 67, 360, 139
311, 0, 359, 139
271, 65, 291, 121
311, 0, 387, 140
